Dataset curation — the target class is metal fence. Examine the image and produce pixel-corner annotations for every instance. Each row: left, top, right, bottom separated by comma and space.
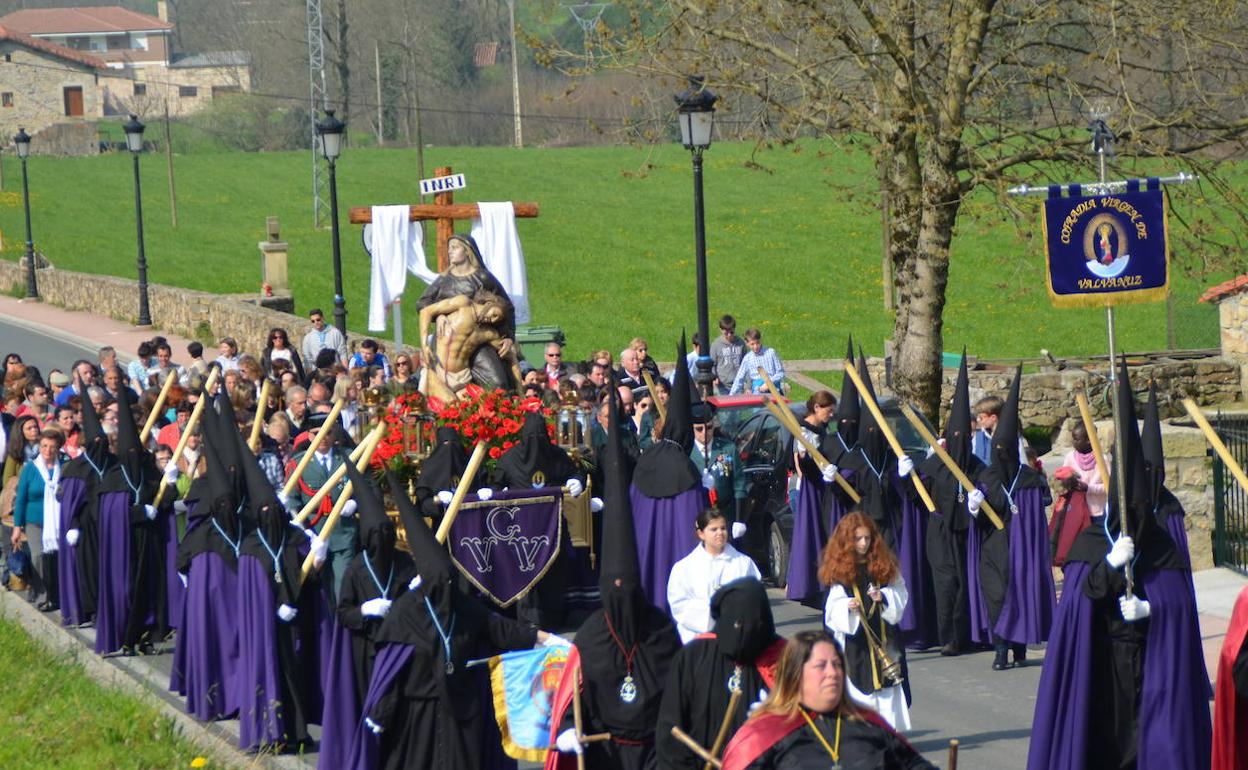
1212, 412, 1248, 575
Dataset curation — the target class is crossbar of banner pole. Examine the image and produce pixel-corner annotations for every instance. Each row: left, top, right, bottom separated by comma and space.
1007, 172, 1198, 197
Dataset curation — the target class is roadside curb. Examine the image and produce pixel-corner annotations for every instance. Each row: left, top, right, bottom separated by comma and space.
0, 588, 311, 769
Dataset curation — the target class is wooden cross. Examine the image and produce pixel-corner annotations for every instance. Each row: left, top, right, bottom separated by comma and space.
347, 165, 540, 272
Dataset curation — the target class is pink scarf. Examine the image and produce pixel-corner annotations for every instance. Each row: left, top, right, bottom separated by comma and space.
1074, 449, 1097, 472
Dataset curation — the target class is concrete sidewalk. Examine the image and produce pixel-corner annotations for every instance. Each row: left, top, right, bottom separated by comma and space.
1194, 567, 1248, 683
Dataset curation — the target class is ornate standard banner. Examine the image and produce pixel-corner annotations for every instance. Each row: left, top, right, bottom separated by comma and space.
486, 645, 570, 760
447, 488, 563, 608
1042, 182, 1169, 307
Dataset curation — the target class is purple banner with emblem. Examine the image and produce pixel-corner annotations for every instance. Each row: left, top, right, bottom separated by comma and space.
1042, 184, 1169, 308
446, 487, 563, 608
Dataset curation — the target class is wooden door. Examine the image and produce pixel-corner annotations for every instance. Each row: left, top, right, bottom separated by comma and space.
63, 86, 83, 116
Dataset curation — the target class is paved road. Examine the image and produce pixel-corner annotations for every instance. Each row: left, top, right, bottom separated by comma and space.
0, 311, 105, 377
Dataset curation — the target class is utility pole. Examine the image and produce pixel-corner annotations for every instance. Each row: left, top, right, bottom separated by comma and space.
508, 0, 522, 148
375, 42, 384, 147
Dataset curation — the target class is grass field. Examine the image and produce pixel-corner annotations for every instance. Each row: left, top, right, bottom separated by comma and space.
0, 613, 210, 769
0, 139, 1235, 362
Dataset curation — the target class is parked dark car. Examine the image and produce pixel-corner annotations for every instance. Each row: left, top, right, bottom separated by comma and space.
707, 394, 935, 587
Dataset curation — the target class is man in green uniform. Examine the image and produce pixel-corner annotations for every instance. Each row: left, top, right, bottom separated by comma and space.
689, 404, 747, 524
284, 422, 357, 602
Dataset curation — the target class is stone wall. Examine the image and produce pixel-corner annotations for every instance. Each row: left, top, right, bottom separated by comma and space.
1217, 291, 1248, 399
0, 261, 392, 360
0, 42, 101, 139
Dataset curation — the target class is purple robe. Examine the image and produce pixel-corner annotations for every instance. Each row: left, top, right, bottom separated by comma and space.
786, 477, 838, 605
1027, 564, 1211, 770
57, 476, 87, 626
95, 492, 133, 654
171, 551, 240, 719
629, 485, 706, 613
896, 481, 939, 649
347, 642, 415, 770
966, 523, 992, 644
318, 618, 359, 770
160, 508, 184, 630
992, 486, 1055, 644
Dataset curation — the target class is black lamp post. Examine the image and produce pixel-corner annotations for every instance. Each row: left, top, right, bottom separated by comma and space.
123, 114, 151, 327
675, 76, 718, 398
14, 128, 36, 300
317, 109, 348, 335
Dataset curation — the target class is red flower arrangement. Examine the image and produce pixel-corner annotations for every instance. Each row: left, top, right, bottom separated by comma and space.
372, 384, 552, 481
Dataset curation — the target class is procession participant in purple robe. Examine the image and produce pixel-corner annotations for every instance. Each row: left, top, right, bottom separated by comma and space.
630, 333, 707, 613
235, 422, 328, 753
317, 460, 416, 770
94, 381, 166, 655
348, 470, 547, 770
170, 396, 243, 716
839, 353, 937, 650
60, 374, 112, 626
917, 351, 984, 656
1140, 384, 1194, 570
548, 385, 681, 770
1027, 360, 1210, 770
976, 365, 1054, 670
492, 409, 583, 627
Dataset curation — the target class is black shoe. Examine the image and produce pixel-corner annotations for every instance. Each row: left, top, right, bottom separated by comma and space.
992, 645, 1013, 671
36, 601, 56, 612
1012, 644, 1027, 667
940, 643, 963, 657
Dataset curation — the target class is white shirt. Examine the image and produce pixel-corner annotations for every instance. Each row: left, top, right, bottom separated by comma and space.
667, 543, 762, 643
824, 574, 911, 731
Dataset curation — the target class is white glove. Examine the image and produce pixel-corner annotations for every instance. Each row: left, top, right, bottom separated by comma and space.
702, 471, 716, 491
1119, 594, 1151, 622
361, 597, 392, 618
437, 490, 454, 506
541, 633, 572, 648
1107, 535, 1135, 569
276, 604, 298, 622
365, 716, 384, 735
590, 497, 604, 513
897, 456, 915, 478
565, 478, 584, 497
179, 572, 188, 588
340, 499, 358, 517
162, 464, 180, 484
555, 728, 584, 755
67, 529, 80, 546
277, 490, 290, 510
731, 521, 747, 539
967, 489, 985, 515
144, 504, 158, 521
409, 575, 423, 591
476, 487, 493, 501
173, 500, 189, 514
747, 688, 769, 717
310, 536, 329, 567
820, 464, 839, 484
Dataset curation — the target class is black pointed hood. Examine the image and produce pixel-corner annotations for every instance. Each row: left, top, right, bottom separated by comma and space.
113, 376, 147, 481
631, 334, 701, 498
416, 426, 476, 500
75, 371, 112, 475
1141, 383, 1166, 510
946, 349, 974, 471
710, 577, 777, 663
345, 457, 396, 572
388, 468, 455, 613
600, 384, 642, 593
493, 411, 576, 489
835, 336, 860, 448
856, 350, 889, 469
662, 331, 694, 452
236, 412, 282, 541
991, 365, 1023, 480
209, 386, 246, 506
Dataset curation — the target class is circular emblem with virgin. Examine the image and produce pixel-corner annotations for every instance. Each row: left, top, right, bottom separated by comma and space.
531, 470, 546, 488
1083, 213, 1131, 278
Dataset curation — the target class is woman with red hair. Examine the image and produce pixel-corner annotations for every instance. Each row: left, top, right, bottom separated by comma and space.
820, 510, 912, 731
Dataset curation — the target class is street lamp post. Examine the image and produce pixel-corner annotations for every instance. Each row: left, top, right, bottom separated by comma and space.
123, 114, 151, 327
675, 76, 718, 398
317, 109, 348, 335
14, 128, 36, 300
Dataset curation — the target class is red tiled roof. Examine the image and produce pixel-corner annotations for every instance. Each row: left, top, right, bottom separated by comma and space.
473, 41, 499, 67
1200, 274, 1248, 304
0, 24, 106, 69
0, 6, 172, 35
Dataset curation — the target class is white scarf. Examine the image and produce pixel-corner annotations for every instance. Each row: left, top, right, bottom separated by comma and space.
36, 455, 61, 553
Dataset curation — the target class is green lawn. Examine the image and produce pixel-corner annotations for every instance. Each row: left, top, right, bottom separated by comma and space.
0, 614, 212, 769
0, 140, 1234, 362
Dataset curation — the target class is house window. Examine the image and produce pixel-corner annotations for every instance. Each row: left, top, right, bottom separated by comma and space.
178, 85, 198, 98
133, 83, 147, 96
1, 93, 12, 108
3, 54, 10, 63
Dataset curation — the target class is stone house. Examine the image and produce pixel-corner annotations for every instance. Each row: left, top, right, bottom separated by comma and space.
0, 3, 251, 129
1199, 274, 1248, 398
0, 24, 105, 142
